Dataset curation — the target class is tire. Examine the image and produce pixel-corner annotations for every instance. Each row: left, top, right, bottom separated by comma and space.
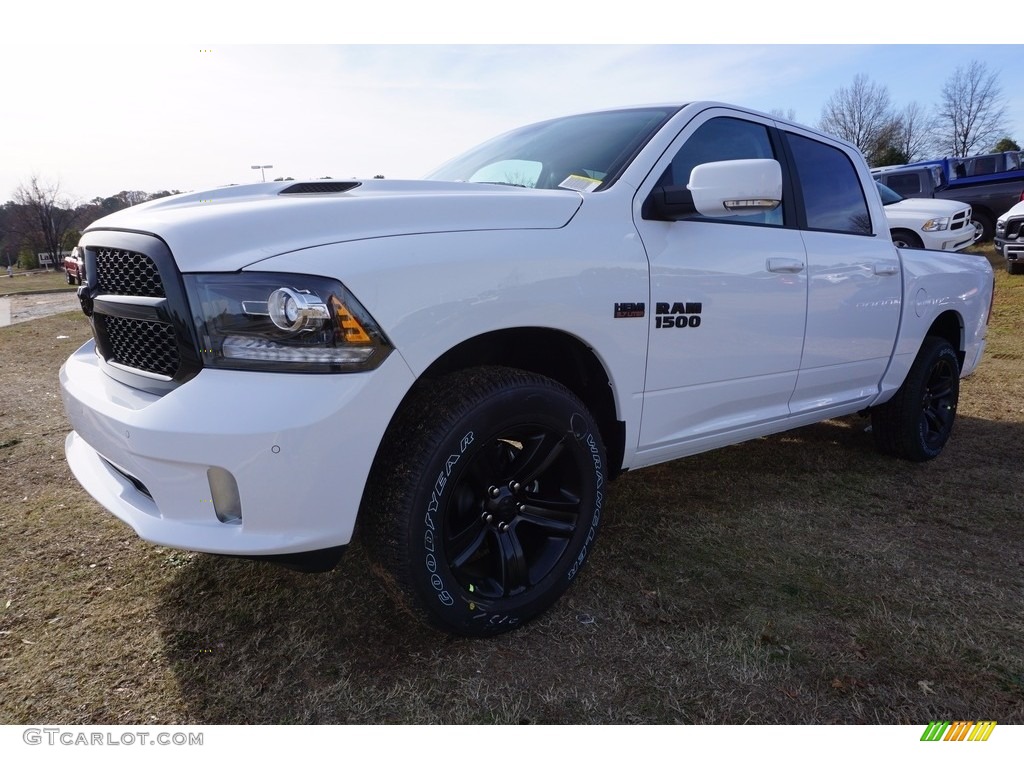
871, 337, 960, 461
890, 229, 923, 249
1009, 261, 1023, 275
65, 271, 74, 285
971, 210, 994, 243
362, 367, 607, 636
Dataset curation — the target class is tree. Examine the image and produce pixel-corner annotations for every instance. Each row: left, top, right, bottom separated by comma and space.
934, 60, 1006, 157
819, 74, 900, 166
12, 177, 78, 269
768, 108, 797, 122
992, 137, 1020, 152
0, 202, 19, 269
873, 146, 909, 167
895, 102, 934, 162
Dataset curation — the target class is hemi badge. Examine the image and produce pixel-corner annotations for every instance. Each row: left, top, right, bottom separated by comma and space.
614, 302, 645, 319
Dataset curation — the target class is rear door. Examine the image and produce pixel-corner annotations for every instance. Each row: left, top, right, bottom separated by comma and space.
781, 129, 901, 415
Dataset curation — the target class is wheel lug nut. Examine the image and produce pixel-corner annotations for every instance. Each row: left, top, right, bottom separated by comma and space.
485, 514, 494, 523
510, 481, 521, 493
488, 486, 500, 498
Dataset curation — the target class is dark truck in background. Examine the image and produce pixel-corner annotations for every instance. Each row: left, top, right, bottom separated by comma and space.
872, 151, 1024, 241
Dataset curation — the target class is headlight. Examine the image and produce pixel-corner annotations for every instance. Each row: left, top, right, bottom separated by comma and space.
921, 217, 950, 232
184, 273, 392, 372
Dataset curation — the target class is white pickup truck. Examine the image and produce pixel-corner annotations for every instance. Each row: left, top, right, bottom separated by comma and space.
60, 103, 994, 636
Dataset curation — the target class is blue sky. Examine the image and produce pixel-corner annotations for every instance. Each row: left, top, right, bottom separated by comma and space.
3, 6, 1021, 202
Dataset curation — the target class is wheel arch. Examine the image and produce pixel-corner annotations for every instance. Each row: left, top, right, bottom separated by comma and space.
407, 327, 626, 478
890, 228, 923, 249
925, 309, 966, 369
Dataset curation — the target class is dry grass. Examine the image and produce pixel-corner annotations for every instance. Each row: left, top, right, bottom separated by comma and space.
1, 248, 1022, 724
0, 271, 76, 296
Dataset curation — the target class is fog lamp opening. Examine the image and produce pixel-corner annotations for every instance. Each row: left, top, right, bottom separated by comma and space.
207, 467, 242, 524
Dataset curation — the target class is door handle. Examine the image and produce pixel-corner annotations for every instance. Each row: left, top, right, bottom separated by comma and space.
767, 258, 805, 274
874, 261, 900, 276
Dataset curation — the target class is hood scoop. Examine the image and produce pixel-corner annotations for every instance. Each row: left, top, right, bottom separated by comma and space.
279, 181, 361, 195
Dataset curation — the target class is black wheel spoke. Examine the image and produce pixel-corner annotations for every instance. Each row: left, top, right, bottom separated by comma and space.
923, 404, 950, 434
495, 529, 530, 595
516, 506, 577, 536
448, 518, 488, 570
927, 381, 954, 401
511, 431, 567, 485
464, 441, 509, 487
522, 492, 580, 512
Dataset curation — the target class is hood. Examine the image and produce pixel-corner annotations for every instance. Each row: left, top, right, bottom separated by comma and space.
998, 200, 1024, 224
84, 179, 584, 272
884, 197, 969, 217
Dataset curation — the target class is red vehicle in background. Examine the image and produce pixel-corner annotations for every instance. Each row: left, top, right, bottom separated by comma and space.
64, 247, 85, 285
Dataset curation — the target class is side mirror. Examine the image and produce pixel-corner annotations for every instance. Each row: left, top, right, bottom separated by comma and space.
688, 158, 782, 217
645, 158, 782, 221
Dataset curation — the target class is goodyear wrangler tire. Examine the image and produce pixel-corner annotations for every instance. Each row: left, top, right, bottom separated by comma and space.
871, 337, 960, 462
363, 367, 606, 636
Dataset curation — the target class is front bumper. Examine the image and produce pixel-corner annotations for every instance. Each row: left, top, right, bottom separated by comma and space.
60, 340, 415, 556
920, 223, 978, 253
999, 239, 1024, 266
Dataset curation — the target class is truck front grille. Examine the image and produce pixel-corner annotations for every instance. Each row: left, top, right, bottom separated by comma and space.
80, 232, 200, 395
950, 209, 971, 231
103, 316, 180, 377
95, 249, 165, 297
1004, 217, 1024, 240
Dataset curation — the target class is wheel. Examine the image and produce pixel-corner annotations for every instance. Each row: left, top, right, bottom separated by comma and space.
65, 271, 74, 285
971, 210, 994, 242
363, 367, 606, 636
890, 229, 923, 249
1009, 260, 1023, 275
871, 337, 959, 461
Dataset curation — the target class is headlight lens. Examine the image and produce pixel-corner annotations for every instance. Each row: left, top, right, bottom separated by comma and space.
921, 217, 950, 232
184, 273, 391, 372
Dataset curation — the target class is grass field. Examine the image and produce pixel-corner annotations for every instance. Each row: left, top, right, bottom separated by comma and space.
0, 271, 77, 296
1, 248, 1021, 724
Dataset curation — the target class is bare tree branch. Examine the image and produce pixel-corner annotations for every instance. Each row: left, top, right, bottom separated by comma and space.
896, 102, 935, 162
12, 176, 79, 268
935, 60, 1006, 157
819, 74, 899, 166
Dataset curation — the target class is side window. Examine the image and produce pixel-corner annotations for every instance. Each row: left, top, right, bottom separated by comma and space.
787, 133, 872, 235
663, 117, 782, 226
886, 173, 921, 196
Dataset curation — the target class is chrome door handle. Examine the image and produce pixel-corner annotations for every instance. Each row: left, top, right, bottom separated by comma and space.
767, 258, 805, 274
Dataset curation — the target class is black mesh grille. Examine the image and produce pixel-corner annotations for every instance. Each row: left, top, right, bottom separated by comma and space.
279, 181, 360, 195
95, 249, 165, 297
104, 316, 180, 377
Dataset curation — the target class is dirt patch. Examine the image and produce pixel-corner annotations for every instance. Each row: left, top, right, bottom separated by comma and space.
0, 293, 82, 327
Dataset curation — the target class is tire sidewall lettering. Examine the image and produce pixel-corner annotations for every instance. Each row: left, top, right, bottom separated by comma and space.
411, 389, 605, 632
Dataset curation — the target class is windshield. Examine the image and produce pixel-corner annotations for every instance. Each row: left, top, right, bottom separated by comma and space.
876, 181, 903, 206
427, 108, 678, 191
